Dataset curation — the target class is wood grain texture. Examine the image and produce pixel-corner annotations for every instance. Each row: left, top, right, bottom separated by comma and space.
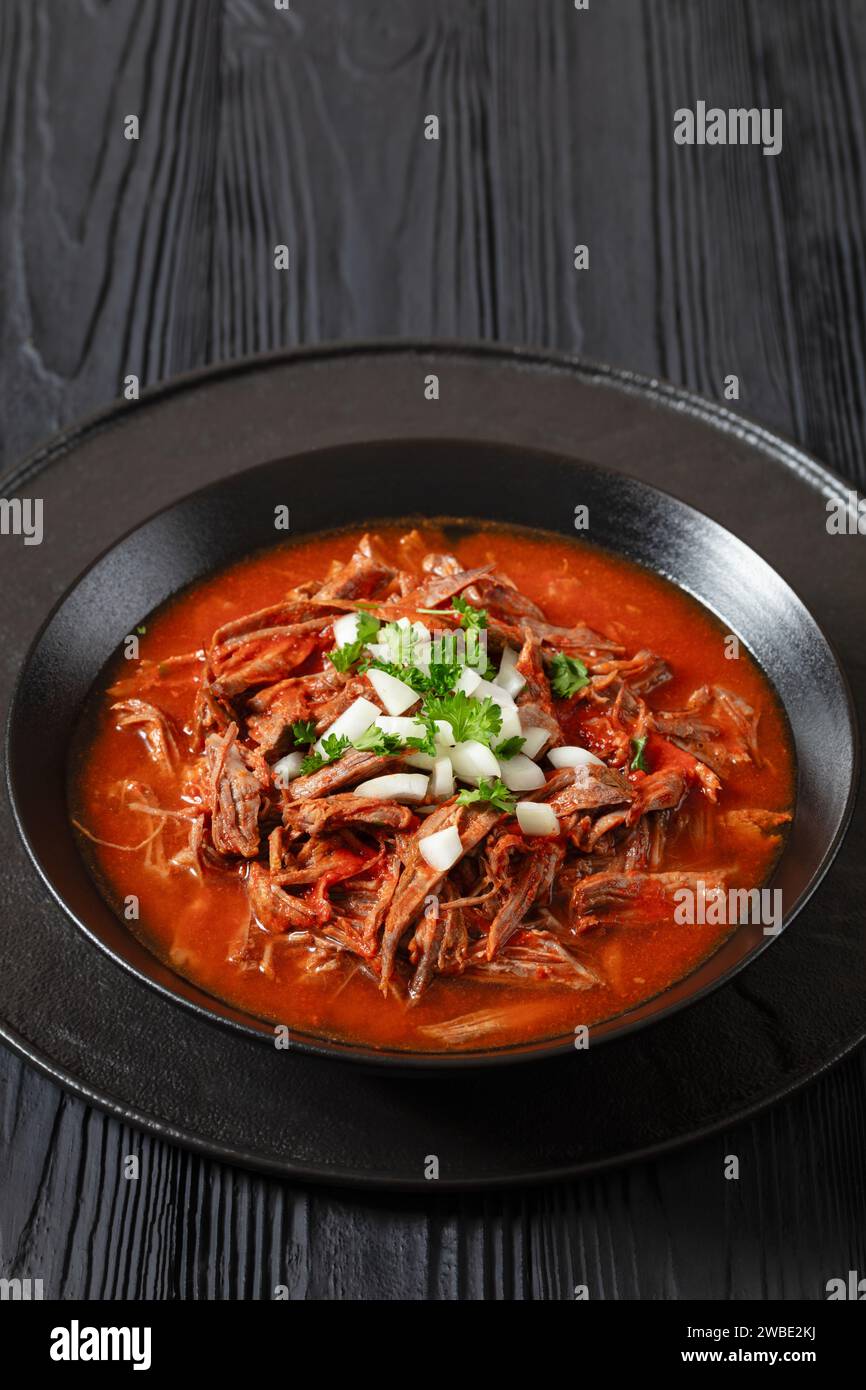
1, 0, 865, 1299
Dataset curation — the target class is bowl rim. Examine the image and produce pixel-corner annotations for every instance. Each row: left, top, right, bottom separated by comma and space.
5, 426, 860, 1071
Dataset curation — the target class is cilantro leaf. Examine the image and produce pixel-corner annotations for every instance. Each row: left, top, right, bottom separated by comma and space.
299, 751, 325, 776
451, 594, 488, 631
550, 651, 590, 700
291, 719, 317, 746
366, 658, 429, 692
630, 735, 649, 772
320, 733, 351, 761
405, 715, 439, 757
456, 778, 516, 814
353, 726, 403, 755
494, 736, 525, 760
325, 610, 380, 673
422, 691, 502, 746
299, 731, 351, 777
424, 661, 462, 696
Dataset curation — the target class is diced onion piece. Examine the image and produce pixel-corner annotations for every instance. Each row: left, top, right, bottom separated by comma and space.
332, 612, 361, 648
271, 751, 305, 788
429, 756, 454, 801
450, 740, 501, 782
354, 773, 429, 803
366, 667, 419, 716
468, 677, 520, 740
404, 751, 435, 771
516, 802, 561, 837
520, 725, 550, 760
499, 753, 546, 791
457, 668, 482, 696
434, 719, 456, 747
497, 703, 523, 742
314, 696, 380, 753
548, 745, 606, 769
472, 677, 516, 708
419, 824, 463, 872
497, 646, 527, 698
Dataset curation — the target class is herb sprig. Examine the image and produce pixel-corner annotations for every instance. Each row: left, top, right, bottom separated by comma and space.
325, 610, 380, 673
456, 778, 516, 814
422, 691, 502, 746
549, 651, 590, 700
630, 735, 649, 772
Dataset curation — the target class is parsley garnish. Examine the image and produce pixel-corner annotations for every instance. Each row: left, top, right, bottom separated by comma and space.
405, 715, 440, 757
451, 594, 488, 631
494, 736, 525, 760
300, 733, 350, 776
422, 691, 502, 746
353, 726, 403, 755
425, 662, 463, 695
366, 658, 462, 699
291, 719, 317, 746
630, 735, 649, 772
366, 659, 425, 690
321, 733, 351, 760
325, 610, 380, 673
456, 778, 516, 814
550, 651, 590, 699
299, 751, 325, 776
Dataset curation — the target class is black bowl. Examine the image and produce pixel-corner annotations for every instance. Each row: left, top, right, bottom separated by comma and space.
5, 440, 857, 1068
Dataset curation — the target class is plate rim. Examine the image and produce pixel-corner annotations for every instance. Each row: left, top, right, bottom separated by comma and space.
1, 337, 855, 506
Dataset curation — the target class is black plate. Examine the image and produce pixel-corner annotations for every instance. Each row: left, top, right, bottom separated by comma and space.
5, 446, 856, 1067
0, 343, 864, 1185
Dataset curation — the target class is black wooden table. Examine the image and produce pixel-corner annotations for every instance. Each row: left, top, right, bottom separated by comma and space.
1, 0, 864, 1300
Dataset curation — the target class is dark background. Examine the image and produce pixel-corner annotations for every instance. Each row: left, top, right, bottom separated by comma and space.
1, 0, 864, 1299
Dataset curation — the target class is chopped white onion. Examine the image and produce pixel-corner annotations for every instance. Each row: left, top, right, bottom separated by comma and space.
366, 667, 419, 716
419, 824, 463, 872
314, 696, 380, 753
434, 719, 456, 747
404, 751, 436, 771
516, 802, 561, 837
456, 667, 482, 696
332, 612, 362, 648
353, 773, 429, 803
450, 740, 501, 782
429, 756, 454, 801
271, 751, 305, 788
548, 745, 606, 769
497, 646, 527, 698
519, 725, 550, 760
472, 677, 516, 708
497, 703, 523, 743
464, 677, 520, 740
499, 753, 547, 792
